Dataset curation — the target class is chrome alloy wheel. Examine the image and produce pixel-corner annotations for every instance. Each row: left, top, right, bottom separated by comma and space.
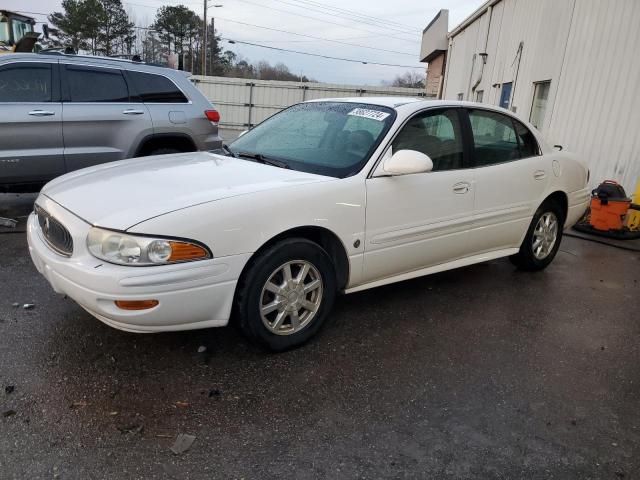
532, 212, 559, 260
260, 260, 324, 335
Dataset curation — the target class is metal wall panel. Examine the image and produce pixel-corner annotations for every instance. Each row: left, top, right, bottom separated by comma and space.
442, 0, 640, 191
193, 76, 428, 129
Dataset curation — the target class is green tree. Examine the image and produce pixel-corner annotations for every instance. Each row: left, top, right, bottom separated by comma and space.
49, 0, 135, 55
152, 5, 200, 58
97, 0, 135, 56
48, 0, 100, 52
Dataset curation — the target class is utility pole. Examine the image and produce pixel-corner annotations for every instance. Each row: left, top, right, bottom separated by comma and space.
202, 3, 222, 77
202, 0, 207, 76
209, 17, 215, 76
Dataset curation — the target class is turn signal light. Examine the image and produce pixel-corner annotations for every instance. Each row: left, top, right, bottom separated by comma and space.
205, 110, 220, 123
115, 300, 159, 310
168, 241, 209, 262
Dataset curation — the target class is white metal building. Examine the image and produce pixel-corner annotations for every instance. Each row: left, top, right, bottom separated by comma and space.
421, 0, 640, 192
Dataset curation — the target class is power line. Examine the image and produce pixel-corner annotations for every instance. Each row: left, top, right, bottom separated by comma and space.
216, 17, 417, 56
285, 0, 423, 32
222, 38, 424, 69
232, 0, 419, 44
269, 0, 421, 35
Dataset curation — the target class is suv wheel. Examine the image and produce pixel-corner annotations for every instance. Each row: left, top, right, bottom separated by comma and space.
148, 148, 181, 156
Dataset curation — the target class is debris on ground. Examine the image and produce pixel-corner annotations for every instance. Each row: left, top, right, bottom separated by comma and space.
0, 217, 17, 228
12, 303, 19, 308
5, 386, 15, 394
2, 410, 16, 418
208, 389, 221, 398
118, 424, 144, 435
170, 434, 196, 455
70, 401, 89, 409
175, 401, 189, 408
22, 304, 35, 310
197, 346, 207, 353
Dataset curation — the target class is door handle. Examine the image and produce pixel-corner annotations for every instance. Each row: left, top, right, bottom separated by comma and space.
122, 109, 145, 115
453, 182, 471, 194
28, 110, 55, 116
534, 170, 547, 180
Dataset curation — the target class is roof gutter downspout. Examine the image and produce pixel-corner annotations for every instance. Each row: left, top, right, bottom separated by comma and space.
471, 5, 492, 96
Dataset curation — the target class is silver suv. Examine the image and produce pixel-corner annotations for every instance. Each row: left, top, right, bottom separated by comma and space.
0, 53, 222, 191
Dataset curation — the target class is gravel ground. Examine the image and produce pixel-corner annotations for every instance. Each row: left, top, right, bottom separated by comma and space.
1, 214, 639, 479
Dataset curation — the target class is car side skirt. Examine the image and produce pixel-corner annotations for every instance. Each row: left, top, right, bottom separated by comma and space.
344, 248, 520, 294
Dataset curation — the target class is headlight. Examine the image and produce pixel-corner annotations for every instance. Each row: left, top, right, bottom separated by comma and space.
87, 227, 211, 266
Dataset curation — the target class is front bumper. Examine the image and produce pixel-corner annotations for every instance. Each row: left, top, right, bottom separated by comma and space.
27, 196, 251, 333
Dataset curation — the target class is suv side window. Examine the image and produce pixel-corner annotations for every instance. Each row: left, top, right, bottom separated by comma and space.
126, 71, 188, 103
512, 119, 539, 158
65, 65, 129, 102
0, 63, 52, 102
392, 108, 464, 171
468, 109, 520, 166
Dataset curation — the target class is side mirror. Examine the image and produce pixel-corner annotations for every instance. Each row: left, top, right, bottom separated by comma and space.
382, 149, 433, 176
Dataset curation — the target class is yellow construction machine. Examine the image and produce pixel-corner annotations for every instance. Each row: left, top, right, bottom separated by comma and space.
0, 10, 40, 54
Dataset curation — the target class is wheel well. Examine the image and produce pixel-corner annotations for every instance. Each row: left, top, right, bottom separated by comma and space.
135, 134, 197, 156
240, 226, 350, 291
543, 191, 568, 222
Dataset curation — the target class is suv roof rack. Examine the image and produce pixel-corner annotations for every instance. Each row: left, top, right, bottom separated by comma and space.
37, 51, 149, 65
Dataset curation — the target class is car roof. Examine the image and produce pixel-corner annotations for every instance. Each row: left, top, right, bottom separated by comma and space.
307, 96, 521, 115
0, 53, 187, 77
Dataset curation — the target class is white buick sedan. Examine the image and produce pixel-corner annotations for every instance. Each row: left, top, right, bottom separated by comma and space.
28, 98, 590, 351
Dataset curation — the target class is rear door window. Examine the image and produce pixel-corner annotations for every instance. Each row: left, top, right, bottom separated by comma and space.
65, 65, 129, 102
126, 71, 188, 103
513, 119, 539, 158
0, 63, 52, 102
468, 109, 520, 166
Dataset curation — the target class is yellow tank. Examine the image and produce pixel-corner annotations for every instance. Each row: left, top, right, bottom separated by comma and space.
627, 178, 640, 231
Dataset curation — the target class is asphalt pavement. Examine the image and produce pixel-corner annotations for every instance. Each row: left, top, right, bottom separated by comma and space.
1, 202, 639, 479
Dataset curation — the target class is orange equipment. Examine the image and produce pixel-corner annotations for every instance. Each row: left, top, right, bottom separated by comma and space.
589, 180, 631, 231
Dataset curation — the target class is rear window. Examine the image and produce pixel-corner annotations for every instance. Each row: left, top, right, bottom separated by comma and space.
127, 71, 188, 103
66, 66, 129, 102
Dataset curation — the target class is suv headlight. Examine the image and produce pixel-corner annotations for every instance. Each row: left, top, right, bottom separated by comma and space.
87, 227, 211, 266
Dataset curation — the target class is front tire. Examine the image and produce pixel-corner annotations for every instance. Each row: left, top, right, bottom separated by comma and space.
510, 200, 564, 271
235, 238, 337, 352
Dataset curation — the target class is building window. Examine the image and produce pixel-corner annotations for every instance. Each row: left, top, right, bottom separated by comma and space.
475, 90, 484, 103
457, 93, 463, 101
529, 81, 551, 130
499, 82, 512, 109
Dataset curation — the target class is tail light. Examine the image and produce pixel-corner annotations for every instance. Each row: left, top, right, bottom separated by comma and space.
205, 110, 220, 123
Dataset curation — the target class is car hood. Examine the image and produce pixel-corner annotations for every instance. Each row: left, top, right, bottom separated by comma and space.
42, 151, 333, 230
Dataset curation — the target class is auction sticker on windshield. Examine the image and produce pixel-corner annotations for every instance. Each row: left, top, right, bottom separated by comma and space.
348, 108, 391, 121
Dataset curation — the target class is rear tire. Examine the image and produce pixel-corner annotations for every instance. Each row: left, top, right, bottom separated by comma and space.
148, 148, 181, 156
510, 200, 564, 271
234, 238, 337, 352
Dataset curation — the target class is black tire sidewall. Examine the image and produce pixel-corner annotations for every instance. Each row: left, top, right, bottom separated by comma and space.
237, 239, 337, 352
149, 148, 181, 156
516, 201, 565, 270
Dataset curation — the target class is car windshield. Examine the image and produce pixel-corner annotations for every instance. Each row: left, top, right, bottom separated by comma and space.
228, 101, 396, 178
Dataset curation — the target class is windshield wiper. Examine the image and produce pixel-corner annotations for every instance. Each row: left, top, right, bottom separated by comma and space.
235, 151, 290, 169
221, 144, 238, 157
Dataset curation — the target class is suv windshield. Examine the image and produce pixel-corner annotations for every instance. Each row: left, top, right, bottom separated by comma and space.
228, 101, 396, 178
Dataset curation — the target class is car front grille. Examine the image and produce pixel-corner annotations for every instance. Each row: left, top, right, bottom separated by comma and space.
35, 205, 74, 257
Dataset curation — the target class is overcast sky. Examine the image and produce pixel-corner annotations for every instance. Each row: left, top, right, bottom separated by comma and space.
14, 0, 481, 85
